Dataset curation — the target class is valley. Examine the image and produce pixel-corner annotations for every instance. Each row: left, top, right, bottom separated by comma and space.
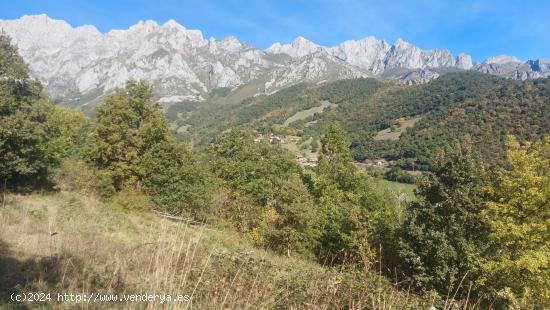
168, 72, 549, 175
1, 10, 549, 310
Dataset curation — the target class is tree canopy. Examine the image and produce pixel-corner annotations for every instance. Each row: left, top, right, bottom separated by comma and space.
84, 80, 171, 189
0, 35, 54, 186
481, 135, 550, 308
398, 145, 489, 295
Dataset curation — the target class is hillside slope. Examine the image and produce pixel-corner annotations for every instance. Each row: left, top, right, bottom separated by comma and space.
178, 72, 550, 169
176, 78, 389, 146
0, 191, 433, 309
338, 72, 550, 168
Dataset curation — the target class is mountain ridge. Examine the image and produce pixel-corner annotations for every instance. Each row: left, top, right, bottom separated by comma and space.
1, 14, 549, 106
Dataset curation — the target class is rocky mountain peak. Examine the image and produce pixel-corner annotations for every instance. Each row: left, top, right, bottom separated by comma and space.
266, 36, 322, 57
162, 19, 185, 30
129, 20, 159, 33
455, 53, 474, 70
18, 14, 70, 29
327, 36, 390, 74
219, 36, 244, 51
0, 14, 547, 107
293, 36, 315, 45
385, 38, 424, 69
393, 38, 413, 48
484, 55, 522, 64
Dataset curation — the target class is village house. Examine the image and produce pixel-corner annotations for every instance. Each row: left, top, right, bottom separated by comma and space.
296, 154, 318, 167
364, 159, 389, 168
269, 132, 285, 143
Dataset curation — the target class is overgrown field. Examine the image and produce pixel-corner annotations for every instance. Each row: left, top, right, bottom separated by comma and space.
1, 191, 434, 309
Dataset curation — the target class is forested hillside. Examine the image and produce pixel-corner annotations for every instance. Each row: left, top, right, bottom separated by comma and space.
170, 78, 387, 146
342, 72, 550, 169
175, 71, 550, 171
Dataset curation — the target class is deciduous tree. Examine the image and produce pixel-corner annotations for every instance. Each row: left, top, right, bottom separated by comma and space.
84, 80, 170, 189
142, 142, 215, 217
0, 35, 54, 186
481, 136, 550, 308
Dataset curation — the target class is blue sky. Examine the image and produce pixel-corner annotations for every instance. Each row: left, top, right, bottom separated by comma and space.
2, 0, 549, 61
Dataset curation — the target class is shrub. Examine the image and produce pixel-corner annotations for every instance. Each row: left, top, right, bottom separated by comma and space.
142, 142, 216, 217
258, 176, 320, 257
111, 187, 153, 211
53, 159, 98, 194
385, 167, 416, 184
98, 173, 116, 203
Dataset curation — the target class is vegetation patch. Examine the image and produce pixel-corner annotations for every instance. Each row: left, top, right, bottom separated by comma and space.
373, 116, 422, 141
283, 100, 336, 127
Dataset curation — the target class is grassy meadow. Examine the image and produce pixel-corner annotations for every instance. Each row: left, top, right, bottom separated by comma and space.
0, 191, 438, 309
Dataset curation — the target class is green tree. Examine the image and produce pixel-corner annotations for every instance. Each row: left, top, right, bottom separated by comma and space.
0, 34, 28, 79
318, 123, 356, 191
259, 176, 320, 257
142, 142, 216, 217
398, 145, 489, 296
46, 107, 90, 162
210, 129, 320, 255
210, 129, 300, 208
84, 80, 170, 190
313, 123, 400, 265
481, 136, 550, 308
0, 35, 54, 186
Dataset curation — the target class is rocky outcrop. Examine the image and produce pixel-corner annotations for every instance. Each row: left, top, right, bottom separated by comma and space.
455, 53, 473, 70
1, 15, 548, 106
267, 36, 323, 58
473, 55, 550, 80
0, 15, 373, 104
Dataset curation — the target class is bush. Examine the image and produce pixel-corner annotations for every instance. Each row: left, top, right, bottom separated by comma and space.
98, 173, 116, 203
53, 159, 98, 194
258, 176, 320, 257
384, 167, 416, 184
364, 166, 385, 178
46, 107, 90, 162
142, 142, 216, 217
111, 187, 153, 211
53, 159, 116, 203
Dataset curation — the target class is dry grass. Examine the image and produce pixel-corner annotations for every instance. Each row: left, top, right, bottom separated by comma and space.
373, 117, 422, 141
0, 191, 445, 309
283, 100, 336, 127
